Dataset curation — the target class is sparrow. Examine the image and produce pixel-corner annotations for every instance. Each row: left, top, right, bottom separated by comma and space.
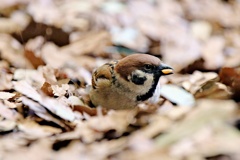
89, 54, 173, 109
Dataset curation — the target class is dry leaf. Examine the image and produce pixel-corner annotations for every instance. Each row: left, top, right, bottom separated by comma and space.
156, 99, 237, 148
24, 49, 45, 69
0, 1, 240, 159
190, 20, 212, 41
0, 92, 15, 100
110, 27, 150, 52
14, 81, 75, 121
60, 31, 111, 56
22, 97, 73, 130
0, 102, 19, 120
41, 82, 54, 96
18, 120, 62, 139
219, 67, 240, 101
0, 34, 33, 68
0, 73, 13, 90
194, 81, 231, 99
202, 36, 225, 70
160, 84, 195, 107
0, 120, 16, 132
13, 69, 45, 87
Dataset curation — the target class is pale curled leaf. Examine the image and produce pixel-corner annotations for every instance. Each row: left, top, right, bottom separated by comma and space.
40, 65, 58, 84
202, 36, 225, 70
0, 34, 33, 68
13, 69, 45, 87
0, 73, 13, 90
18, 120, 62, 139
160, 84, 195, 107
190, 20, 212, 41
67, 96, 85, 106
0, 120, 16, 132
168, 71, 218, 95
60, 31, 111, 56
52, 84, 70, 97
110, 27, 150, 52
156, 99, 237, 148
3, 100, 20, 109
1, 138, 53, 160
0, 11, 30, 33
22, 97, 73, 130
13, 81, 75, 121
88, 110, 137, 134
40, 97, 75, 122
13, 81, 42, 102
0, 92, 15, 100
0, 102, 19, 120
194, 81, 231, 99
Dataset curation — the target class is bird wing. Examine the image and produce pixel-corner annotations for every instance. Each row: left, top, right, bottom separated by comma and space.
91, 61, 117, 89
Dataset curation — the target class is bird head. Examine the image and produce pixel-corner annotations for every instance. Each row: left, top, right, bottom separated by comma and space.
115, 54, 173, 101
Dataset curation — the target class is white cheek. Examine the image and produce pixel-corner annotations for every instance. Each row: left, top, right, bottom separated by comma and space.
135, 70, 146, 77
115, 71, 155, 95
141, 74, 153, 90
129, 70, 154, 95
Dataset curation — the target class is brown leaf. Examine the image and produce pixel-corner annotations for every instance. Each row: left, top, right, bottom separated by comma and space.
41, 82, 54, 96
24, 49, 45, 69
219, 67, 239, 87
219, 67, 240, 101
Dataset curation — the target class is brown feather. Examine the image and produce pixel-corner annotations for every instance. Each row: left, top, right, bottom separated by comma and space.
115, 54, 161, 80
92, 61, 117, 89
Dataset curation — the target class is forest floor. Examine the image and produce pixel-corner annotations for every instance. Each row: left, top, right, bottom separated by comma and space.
0, 0, 240, 160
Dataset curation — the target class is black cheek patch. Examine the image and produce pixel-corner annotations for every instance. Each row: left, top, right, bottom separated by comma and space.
131, 74, 147, 85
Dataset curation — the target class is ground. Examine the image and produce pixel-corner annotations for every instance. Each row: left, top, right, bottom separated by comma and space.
0, 0, 240, 160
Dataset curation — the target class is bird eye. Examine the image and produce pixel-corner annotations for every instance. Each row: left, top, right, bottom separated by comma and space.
144, 64, 153, 70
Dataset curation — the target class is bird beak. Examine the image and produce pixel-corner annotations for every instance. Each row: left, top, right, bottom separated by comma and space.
159, 64, 173, 75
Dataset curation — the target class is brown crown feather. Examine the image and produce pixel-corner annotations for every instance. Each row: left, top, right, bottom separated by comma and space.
115, 54, 161, 80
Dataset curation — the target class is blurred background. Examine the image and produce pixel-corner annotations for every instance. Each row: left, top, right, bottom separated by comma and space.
1, 0, 240, 72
